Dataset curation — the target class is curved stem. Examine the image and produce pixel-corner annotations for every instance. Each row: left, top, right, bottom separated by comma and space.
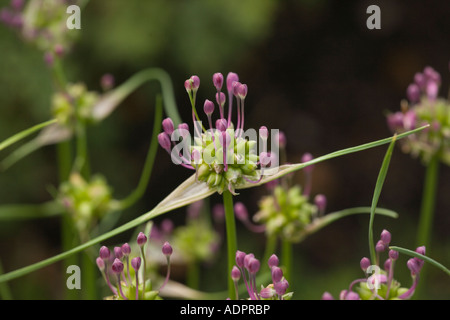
223, 190, 237, 300
117, 96, 163, 210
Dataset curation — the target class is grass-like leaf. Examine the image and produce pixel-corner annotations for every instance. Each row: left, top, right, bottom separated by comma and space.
389, 246, 450, 277
0, 126, 427, 284
0, 119, 57, 152
0, 201, 62, 221
368, 134, 397, 264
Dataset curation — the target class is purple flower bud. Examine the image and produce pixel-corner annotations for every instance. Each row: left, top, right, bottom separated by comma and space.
376, 240, 386, 253
274, 279, 289, 295
162, 118, 175, 135
178, 123, 190, 138
213, 73, 224, 91
190, 75, 200, 91
204, 99, 215, 115
407, 258, 421, 275
275, 131, 287, 149
384, 258, 391, 272
407, 83, 420, 103
321, 292, 334, 300
101, 73, 114, 91
259, 126, 269, 141
389, 250, 399, 260
137, 232, 147, 247
302, 153, 314, 173
360, 257, 371, 271
216, 92, 226, 107
226, 72, 239, 93
234, 202, 248, 221
215, 118, 228, 132
162, 241, 173, 256
414, 72, 426, 89
111, 258, 124, 274
380, 229, 391, 246
260, 286, 276, 299
426, 81, 439, 100
235, 250, 246, 268
131, 257, 141, 271
114, 246, 123, 259
345, 291, 360, 300
232, 81, 241, 97
314, 194, 327, 213
415, 246, 426, 256
244, 253, 255, 270
248, 258, 260, 274
231, 266, 241, 281
259, 152, 272, 167
99, 246, 111, 260
268, 254, 279, 269
423, 66, 441, 84
184, 79, 192, 92
213, 203, 225, 222
96, 257, 105, 271
387, 111, 404, 131
54, 44, 65, 57
403, 110, 417, 130
237, 83, 248, 100
158, 132, 171, 151
271, 266, 283, 283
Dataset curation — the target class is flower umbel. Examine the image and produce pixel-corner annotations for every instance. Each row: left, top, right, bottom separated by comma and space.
158, 72, 276, 195
322, 229, 426, 300
97, 232, 173, 300
387, 65, 450, 165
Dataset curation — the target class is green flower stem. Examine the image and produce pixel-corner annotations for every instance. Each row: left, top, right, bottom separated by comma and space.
187, 261, 200, 290
74, 121, 90, 179
417, 154, 440, 249
281, 238, 292, 287
262, 234, 277, 273
117, 95, 163, 210
223, 190, 237, 300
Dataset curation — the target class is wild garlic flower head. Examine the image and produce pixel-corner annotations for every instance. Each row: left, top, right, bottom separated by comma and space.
158, 72, 279, 195
387, 65, 450, 165
322, 229, 426, 300
97, 233, 173, 300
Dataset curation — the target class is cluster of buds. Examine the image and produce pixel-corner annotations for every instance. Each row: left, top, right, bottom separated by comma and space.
0, 0, 80, 62
322, 229, 426, 300
231, 251, 292, 300
96, 232, 173, 300
158, 72, 277, 195
151, 201, 221, 266
58, 172, 113, 239
52, 82, 101, 127
387, 64, 450, 165
253, 145, 327, 242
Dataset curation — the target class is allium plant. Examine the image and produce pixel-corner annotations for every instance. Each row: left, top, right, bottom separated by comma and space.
97, 232, 173, 300
322, 230, 426, 300
386, 63, 450, 278
231, 251, 292, 300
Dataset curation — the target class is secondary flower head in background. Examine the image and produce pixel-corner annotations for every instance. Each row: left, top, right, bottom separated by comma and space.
387, 64, 450, 165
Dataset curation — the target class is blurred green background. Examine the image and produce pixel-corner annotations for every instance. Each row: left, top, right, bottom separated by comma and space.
0, 0, 449, 299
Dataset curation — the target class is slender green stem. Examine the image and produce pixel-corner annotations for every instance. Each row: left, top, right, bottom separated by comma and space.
281, 238, 293, 286
417, 154, 440, 249
118, 95, 163, 210
262, 234, 277, 273
0, 260, 12, 300
187, 261, 200, 290
74, 121, 90, 179
223, 190, 237, 300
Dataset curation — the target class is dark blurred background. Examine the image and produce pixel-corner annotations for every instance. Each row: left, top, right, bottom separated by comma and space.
0, 0, 449, 299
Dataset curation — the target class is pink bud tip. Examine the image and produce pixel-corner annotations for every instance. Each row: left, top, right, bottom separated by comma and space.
162, 118, 175, 135
213, 73, 224, 91
137, 232, 147, 247
203, 99, 215, 115
162, 241, 173, 256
